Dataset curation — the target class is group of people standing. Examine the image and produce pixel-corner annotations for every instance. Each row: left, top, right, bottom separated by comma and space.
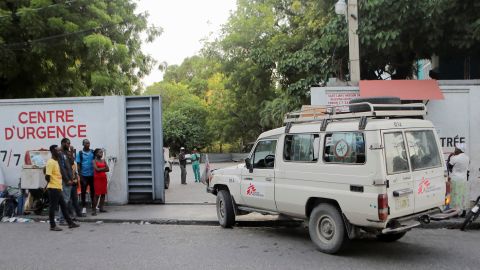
45, 138, 109, 231
178, 147, 201, 184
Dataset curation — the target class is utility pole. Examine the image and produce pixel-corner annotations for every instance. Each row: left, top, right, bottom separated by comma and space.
347, 0, 360, 84
335, 0, 361, 84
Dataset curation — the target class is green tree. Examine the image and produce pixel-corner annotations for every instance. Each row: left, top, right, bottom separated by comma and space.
210, 0, 346, 131
0, 0, 161, 98
156, 53, 255, 151
204, 72, 239, 151
162, 55, 221, 97
145, 81, 210, 152
358, 0, 480, 79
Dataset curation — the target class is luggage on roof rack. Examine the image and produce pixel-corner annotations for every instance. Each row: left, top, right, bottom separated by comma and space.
284, 102, 427, 129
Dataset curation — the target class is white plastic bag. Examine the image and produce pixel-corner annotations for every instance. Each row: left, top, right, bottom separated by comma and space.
200, 154, 211, 185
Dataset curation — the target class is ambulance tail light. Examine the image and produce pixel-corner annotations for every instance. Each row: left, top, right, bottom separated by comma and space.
378, 194, 389, 222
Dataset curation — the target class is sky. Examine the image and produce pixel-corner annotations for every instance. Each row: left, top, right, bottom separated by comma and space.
135, 0, 237, 87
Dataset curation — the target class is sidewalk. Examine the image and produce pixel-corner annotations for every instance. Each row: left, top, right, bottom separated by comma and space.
21, 203, 479, 229
21, 162, 300, 227
24, 204, 301, 227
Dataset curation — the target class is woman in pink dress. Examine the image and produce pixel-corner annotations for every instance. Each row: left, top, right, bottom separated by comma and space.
92, 148, 109, 216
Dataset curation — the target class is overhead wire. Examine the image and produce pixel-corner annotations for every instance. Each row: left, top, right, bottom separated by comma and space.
1, 22, 123, 50
0, 0, 79, 19
0, 0, 125, 50
0, 1, 153, 50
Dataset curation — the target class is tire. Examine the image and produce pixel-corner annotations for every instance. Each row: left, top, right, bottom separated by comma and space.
461, 211, 479, 231
164, 170, 170, 189
308, 204, 348, 254
376, 232, 407, 242
216, 190, 235, 228
349, 96, 401, 113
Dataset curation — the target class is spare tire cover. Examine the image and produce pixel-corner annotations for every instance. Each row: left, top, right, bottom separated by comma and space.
349, 96, 401, 112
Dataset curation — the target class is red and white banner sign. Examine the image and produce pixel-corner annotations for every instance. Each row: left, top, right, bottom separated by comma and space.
0, 102, 105, 185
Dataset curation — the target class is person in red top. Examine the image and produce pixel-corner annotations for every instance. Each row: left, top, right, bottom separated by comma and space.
92, 148, 109, 216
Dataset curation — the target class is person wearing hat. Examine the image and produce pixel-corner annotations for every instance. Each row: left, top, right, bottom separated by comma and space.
448, 143, 470, 215
179, 147, 187, 185
191, 148, 201, 183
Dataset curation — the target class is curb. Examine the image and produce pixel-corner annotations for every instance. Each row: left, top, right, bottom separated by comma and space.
163, 202, 215, 206
126, 202, 215, 205
27, 216, 305, 227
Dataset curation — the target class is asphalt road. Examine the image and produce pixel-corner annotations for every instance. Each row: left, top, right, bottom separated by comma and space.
1, 223, 479, 270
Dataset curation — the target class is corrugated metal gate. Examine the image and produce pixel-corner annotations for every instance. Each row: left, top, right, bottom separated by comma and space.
125, 96, 164, 203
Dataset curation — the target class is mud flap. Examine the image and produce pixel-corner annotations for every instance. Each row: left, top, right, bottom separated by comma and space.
342, 214, 359, 239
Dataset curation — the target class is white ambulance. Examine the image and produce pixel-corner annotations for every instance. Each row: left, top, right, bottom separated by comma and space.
207, 99, 458, 254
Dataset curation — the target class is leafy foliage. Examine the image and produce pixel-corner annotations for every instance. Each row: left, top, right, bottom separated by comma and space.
144, 81, 210, 153
358, 0, 480, 79
0, 0, 160, 98
211, 0, 346, 130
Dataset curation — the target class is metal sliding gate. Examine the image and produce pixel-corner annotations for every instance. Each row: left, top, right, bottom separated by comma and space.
125, 96, 164, 203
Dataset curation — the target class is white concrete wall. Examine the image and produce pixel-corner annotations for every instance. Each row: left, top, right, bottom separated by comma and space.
0, 96, 128, 204
100, 96, 127, 204
427, 83, 480, 200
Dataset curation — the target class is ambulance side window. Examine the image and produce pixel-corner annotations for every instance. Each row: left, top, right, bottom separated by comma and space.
323, 132, 365, 164
405, 130, 442, 171
283, 134, 319, 162
252, 140, 277, 169
384, 132, 409, 174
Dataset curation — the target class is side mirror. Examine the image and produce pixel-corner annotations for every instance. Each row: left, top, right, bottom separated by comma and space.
245, 158, 253, 172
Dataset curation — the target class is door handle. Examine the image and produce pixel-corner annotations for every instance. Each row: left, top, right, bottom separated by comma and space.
244, 177, 253, 181
393, 188, 413, 197
265, 177, 273, 182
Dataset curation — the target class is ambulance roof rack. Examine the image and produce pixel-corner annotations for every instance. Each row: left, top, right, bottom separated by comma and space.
284, 102, 427, 131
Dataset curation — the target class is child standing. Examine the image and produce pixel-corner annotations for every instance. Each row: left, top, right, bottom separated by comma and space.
92, 148, 109, 216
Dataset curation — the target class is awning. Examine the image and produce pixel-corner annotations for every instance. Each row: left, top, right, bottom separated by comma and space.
359, 80, 444, 100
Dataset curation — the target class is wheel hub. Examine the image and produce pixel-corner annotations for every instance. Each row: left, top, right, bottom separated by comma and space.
219, 200, 225, 218
317, 215, 335, 241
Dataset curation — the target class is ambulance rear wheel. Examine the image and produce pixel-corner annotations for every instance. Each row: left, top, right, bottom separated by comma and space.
309, 204, 348, 254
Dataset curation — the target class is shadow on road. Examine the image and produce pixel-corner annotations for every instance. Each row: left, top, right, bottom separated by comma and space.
236, 225, 449, 260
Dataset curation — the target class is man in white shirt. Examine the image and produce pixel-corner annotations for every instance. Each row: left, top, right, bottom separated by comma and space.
448, 143, 470, 214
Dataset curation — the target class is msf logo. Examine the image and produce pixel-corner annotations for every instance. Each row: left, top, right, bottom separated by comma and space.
417, 177, 431, 194
246, 183, 257, 195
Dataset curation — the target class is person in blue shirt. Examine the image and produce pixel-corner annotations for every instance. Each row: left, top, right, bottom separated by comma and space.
191, 148, 201, 182
76, 139, 95, 215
